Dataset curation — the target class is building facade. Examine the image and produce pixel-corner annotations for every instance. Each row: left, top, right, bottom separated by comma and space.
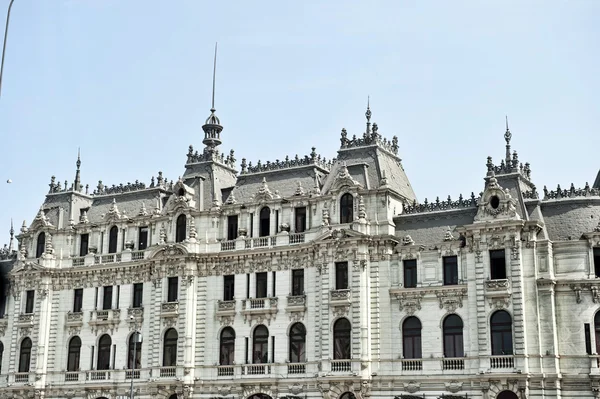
0, 104, 599, 399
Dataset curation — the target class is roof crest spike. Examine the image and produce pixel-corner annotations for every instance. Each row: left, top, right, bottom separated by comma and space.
211, 42, 217, 111
504, 115, 512, 165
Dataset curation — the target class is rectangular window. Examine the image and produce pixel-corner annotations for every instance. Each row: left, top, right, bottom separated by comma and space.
490, 249, 507, 280
335, 262, 349, 290
292, 269, 304, 296
403, 260, 417, 288
0, 293, 6, 318
80, 233, 89, 256
246, 273, 250, 298
295, 207, 307, 233
132, 283, 143, 308
272, 271, 276, 297
271, 336, 275, 363
443, 256, 459, 285
167, 277, 178, 302
102, 286, 113, 310
138, 227, 148, 250
223, 275, 235, 301
256, 272, 268, 298
25, 290, 35, 314
594, 248, 600, 278
585, 323, 592, 355
250, 213, 254, 238
116, 285, 120, 309
73, 288, 83, 312
245, 337, 249, 364
227, 215, 238, 241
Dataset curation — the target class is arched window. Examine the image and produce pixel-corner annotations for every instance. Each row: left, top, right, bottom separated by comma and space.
128, 332, 142, 369
253, 325, 269, 363
163, 328, 178, 366
402, 317, 422, 359
496, 392, 519, 399
340, 393, 357, 399
168, 395, 179, 399
36, 232, 45, 258
108, 226, 118, 254
443, 314, 464, 357
97, 334, 112, 370
289, 322, 306, 363
490, 310, 513, 355
259, 207, 270, 237
333, 318, 351, 359
175, 214, 186, 243
219, 327, 235, 365
340, 193, 353, 223
19, 337, 32, 372
0, 341, 4, 374
67, 336, 81, 371
595, 312, 600, 355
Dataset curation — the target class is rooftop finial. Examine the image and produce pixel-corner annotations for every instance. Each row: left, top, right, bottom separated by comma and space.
74, 148, 82, 192
504, 115, 512, 165
8, 218, 14, 252
202, 42, 223, 150
365, 96, 372, 134
211, 42, 217, 111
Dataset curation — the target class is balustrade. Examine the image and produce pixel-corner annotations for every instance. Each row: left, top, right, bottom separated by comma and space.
243, 364, 271, 375
159, 367, 176, 378
72, 257, 85, 267
87, 370, 111, 381
288, 233, 305, 244
330, 360, 351, 372
401, 359, 423, 371
442, 358, 464, 370
14, 373, 30, 383
287, 363, 306, 374
490, 355, 514, 369
221, 240, 236, 251
217, 365, 235, 377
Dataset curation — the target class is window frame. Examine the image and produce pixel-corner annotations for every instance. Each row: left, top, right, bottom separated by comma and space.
175, 214, 187, 243
442, 314, 464, 358
295, 207, 307, 233
36, 232, 45, 258
102, 286, 113, 310
333, 318, 351, 359
223, 275, 235, 301
594, 248, 600, 278
490, 249, 507, 280
18, 337, 32, 373
340, 193, 354, 224
163, 328, 178, 367
289, 322, 306, 363
132, 283, 143, 308
403, 259, 417, 288
335, 262, 349, 290
97, 334, 112, 370
73, 288, 83, 313
291, 269, 304, 296
259, 207, 271, 237
252, 325, 269, 364
167, 277, 179, 303
402, 316, 422, 359
79, 233, 89, 257
138, 226, 149, 250
108, 226, 118, 254
490, 310, 513, 355
219, 327, 236, 365
128, 332, 142, 369
67, 336, 81, 371
227, 215, 238, 241
443, 255, 459, 286
25, 290, 35, 314
255, 272, 268, 299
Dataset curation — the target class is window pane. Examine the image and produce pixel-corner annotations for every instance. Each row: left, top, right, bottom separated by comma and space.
292, 269, 304, 296
138, 227, 148, 250
335, 263, 348, 290
256, 273, 267, 298
167, 277, 178, 302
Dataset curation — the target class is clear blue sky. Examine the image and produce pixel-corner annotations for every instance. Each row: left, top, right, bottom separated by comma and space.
1, 0, 599, 245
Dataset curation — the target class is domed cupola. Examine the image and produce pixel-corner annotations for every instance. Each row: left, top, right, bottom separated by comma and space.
202, 107, 223, 148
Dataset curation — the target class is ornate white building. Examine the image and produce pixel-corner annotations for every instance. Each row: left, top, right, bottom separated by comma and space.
0, 101, 599, 399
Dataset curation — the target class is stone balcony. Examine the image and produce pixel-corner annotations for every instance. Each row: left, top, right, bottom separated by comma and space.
65, 311, 84, 328
161, 302, 179, 317
330, 289, 351, 305
220, 232, 308, 252
241, 297, 278, 324
89, 308, 121, 334
484, 279, 512, 308
286, 295, 306, 312
15, 313, 34, 328
67, 249, 147, 268
213, 363, 317, 379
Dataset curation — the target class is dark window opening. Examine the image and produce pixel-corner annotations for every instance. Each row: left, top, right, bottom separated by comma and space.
163, 328, 178, 366
594, 312, 600, 355
250, 213, 254, 238
0, 341, 4, 373
25, 290, 35, 314
167, 277, 178, 302
67, 336, 81, 371
403, 316, 422, 359
585, 323, 592, 355
259, 207, 270, 237
594, 248, 600, 278
335, 262, 349, 290
490, 249, 507, 280
292, 269, 304, 296
256, 272, 268, 298
340, 193, 354, 223
97, 334, 111, 370
175, 214, 186, 243
224, 275, 235, 301
443, 256, 459, 285
220, 327, 235, 365
227, 215, 238, 241
108, 226, 118, 254
102, 286, 113, 310
295, 207, 307, 233
138, 227, 148, 250
403, 259, 417, 288
178, 187, 185, 196
73, 288, 83, 313
289, 322, 306, 363
128, 332, 142, 369
79, 233, 89, 256
490, 310, 513, 355
253, 325, 269, 363
132, 283, 143, 308
19, 337, 32, 372
36, 232, 45, 258
443, 314, 464, 357
490, 195, 500, 209
333, 318, 351, 359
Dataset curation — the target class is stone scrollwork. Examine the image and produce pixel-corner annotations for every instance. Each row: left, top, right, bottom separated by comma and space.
437, 288, 467, 313
394, 291, 425, 315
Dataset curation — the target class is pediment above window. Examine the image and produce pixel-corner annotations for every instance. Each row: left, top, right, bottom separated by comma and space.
474, 173, 521, 222
329, 162, 363, 193
163, 178, 196, 213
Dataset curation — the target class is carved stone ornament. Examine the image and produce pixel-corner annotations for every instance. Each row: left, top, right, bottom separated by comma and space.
105, 198, 122, 222
403, 381, 420, 394
394, 292, 424, 315
330, 162, 362, 192
288, 383, 304, 395
254, 177, 278, 202
474, 173, 521, 222
437, 288, 467, 312
445, 381, 463, 393
402, 235, 415, 246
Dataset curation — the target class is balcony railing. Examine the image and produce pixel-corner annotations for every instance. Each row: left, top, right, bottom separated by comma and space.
65, 372, 81, 382
242, 297, 278, 312
87, 370, 111, 381
126, 369, 141, 379
159, 367, 177, 378
287, 363, 306, 374
217, 365, 235, 377
330, 360, 352, 372
14, 373, 30, 383
131, 250, 145, 260
221, 240, 236, 251
161, 302, 179, 317
243, 364, 271, 375
72, 257, 85, 267
442, 358, 465, 370
287, 295, 306, 310
330, 289, 351, 304
401, 359, 423, 371
217, 300, 236, 313
289, 233, 305, 244
490, 355, 514, 369
16, 313, 34, 327
66, 311, 84, 326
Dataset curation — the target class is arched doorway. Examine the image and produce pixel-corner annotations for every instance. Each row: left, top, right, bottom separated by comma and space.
248, 394, 272, 399
497, 391, 519, 399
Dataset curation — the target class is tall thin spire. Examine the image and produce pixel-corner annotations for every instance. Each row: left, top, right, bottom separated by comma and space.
202, 42, 223, 149
211, 42, 217, 111
74, 147, 81, 192
504, 115, 512, 165
8, 218, 14, 252
365, 96, 372, 133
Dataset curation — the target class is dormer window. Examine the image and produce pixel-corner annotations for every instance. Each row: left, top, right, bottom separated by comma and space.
36, 232, 45, 258
178, 187, 185, 196
108, 226, 118, 254
175, 215, 186, 243
259, 207, 270, 237
490, 195, 500, 209
340, 193, 353, 223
